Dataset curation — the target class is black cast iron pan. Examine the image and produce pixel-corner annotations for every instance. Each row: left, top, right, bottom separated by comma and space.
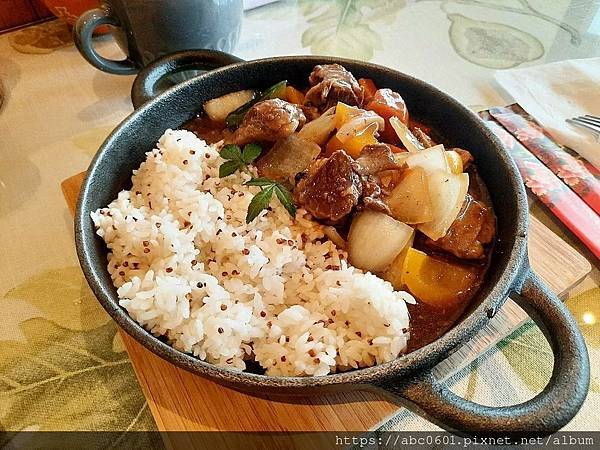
75, 50, 590, 435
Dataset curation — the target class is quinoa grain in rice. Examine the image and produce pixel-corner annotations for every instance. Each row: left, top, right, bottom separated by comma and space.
91, 65, 496, 376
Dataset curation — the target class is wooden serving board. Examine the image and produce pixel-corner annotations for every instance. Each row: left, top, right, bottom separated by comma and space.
62, 172, 591, 432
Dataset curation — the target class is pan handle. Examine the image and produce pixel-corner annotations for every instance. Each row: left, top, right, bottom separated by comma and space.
374, 269, 589, 435
130, 49, 244, 109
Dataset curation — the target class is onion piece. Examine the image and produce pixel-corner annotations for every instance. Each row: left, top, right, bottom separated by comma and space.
335, 103, 385, 143
337, 114, 385, 143
418, 170, 469, 240
203, 90, 255, 122
378, 169, 405, 192
323, 226, 346, 248
385, 167, 434, 224
298, 107, 336, 145
389, 116, 424, 153
393, 152, 411, 166
256, 134, 321, 184
405, 144, 449, 174
348, 210, 414, 273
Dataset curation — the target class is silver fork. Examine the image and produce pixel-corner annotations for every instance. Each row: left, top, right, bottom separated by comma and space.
566, 114, 600, 137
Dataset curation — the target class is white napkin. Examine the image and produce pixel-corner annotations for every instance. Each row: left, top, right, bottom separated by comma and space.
495, 58, 600, 170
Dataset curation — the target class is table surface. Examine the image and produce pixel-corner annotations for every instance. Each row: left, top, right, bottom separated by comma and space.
60, 170, 590, 434
1, 0, 599, 434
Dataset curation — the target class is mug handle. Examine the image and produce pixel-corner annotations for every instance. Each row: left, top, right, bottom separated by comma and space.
73, 7, 138, 75
373, 269, 590, 435
130, 50, 245, 108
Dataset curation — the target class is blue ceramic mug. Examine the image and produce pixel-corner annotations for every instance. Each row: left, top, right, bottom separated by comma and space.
74, 0, 243, 75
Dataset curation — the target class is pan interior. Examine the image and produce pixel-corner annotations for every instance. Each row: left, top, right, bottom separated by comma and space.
77, 56, 527, 386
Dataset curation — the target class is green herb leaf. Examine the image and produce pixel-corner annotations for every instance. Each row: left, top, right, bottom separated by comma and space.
219, 143, 262, 178
220, 144, 242, 161
244, 177, 297, 222
246, 185, 275, 224
244, 177, 276, 187
225, 92, 259, 128
242, 143, 262, 163
264, 80, 288, 100
219, 160, 242, 178
274, 185, 296, 218
225, 111, 247, 128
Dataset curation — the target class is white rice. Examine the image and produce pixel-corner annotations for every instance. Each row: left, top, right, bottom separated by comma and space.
91, 129, 414, 376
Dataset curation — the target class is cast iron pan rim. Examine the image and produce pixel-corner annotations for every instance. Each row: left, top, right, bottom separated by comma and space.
76, 55, 529, 388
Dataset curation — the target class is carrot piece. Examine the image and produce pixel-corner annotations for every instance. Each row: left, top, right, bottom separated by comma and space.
359, 78, 377, 102
366, 89, 409, 124
285, 86, 305, 105
367, 88, 409, 144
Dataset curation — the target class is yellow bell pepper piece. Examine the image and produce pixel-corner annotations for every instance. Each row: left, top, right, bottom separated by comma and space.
325, 135, 344, 156
401, 248, 479, 307
331, 102, 380, 158
325, 123, 378, 158
334, 102, 361, 128
342, 123, 378, 158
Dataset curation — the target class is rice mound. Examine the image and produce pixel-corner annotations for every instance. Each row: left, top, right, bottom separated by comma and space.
91, 129, 414, 376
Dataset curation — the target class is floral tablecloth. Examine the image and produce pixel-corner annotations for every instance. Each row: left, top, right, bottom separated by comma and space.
1, 0, 599, 434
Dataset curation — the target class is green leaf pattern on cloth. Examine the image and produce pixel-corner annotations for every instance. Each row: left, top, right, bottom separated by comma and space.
251, 0, 585, 69
447, 14, 544, 69
0, 268, 156, 433
498, 321, 553, 393
3, 267, 110, 332
499, 297, 600, 395
567, 288, 600, 349
0, 319, 146, 432
299, 0, 406, 61
568, 288, 600, 393
463, 359, 479, 401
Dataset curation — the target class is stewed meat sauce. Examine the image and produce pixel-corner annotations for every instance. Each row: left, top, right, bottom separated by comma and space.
182, 68, 495, 353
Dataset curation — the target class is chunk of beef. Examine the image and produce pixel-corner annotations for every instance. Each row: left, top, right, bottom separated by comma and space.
232, 99, 305, 145
305, 64, 363, 111
425, 194, 495, 260
353, 144, 400, 176
410, 126, 436, 148
300, 105, 321, 122
354, 145, 403, 210
360, 175, 391, 214
294, 150, 362, 222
